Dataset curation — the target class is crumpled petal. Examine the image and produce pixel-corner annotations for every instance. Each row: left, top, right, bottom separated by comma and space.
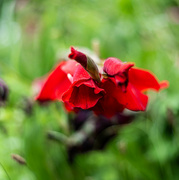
92, 79, 124, 118
103, 57, 134, 92
36, 61, 76, 101
103, 57, 134, 76
92, 96, 124, 118
62, 65, 105, 109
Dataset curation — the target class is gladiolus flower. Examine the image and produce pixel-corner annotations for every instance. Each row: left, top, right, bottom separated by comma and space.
36, 47, 169, 118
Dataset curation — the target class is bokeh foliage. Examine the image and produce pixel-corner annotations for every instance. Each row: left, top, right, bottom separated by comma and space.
0, 0, 179, 179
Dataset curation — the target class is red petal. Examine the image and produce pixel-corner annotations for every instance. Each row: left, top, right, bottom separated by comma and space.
62, 66, 105, 109
61, 60, 78, 76
103, 58, 122, 75
129, 68, 161, 92
114, 82, 148, 111
63, 101, 80, 113
91, 79, 124, 118
103, 57, 134, 76
159, 80, 169, 89
36, 61, 72, 101
72, 64, 91, 83
92, 96, 124, 118
62, 80, 105, 109
115, 74, 126, 84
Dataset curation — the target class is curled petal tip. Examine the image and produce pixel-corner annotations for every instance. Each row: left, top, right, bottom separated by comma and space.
68, 46, 77, 59
160, 80, 169, 90
127, 63, 135, 69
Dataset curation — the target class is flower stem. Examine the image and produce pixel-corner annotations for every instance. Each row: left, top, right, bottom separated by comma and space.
47, 131, 69, 145
47, 115, 96, 146
0, 162, 11, 180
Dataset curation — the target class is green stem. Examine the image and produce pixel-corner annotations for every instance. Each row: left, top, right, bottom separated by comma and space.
69, 115, 96, 146
0, 162, 11, 180
47, 131, 69, 145
47, 115, 96, 146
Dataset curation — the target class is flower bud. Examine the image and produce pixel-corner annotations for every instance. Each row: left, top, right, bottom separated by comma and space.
68, 47, 101, 83
11, 154, 26, 165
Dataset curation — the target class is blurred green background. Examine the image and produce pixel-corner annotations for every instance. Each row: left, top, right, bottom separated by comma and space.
0, 0, 179, 179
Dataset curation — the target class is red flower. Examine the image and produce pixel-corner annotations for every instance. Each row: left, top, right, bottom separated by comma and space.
36, 47, 169, 118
